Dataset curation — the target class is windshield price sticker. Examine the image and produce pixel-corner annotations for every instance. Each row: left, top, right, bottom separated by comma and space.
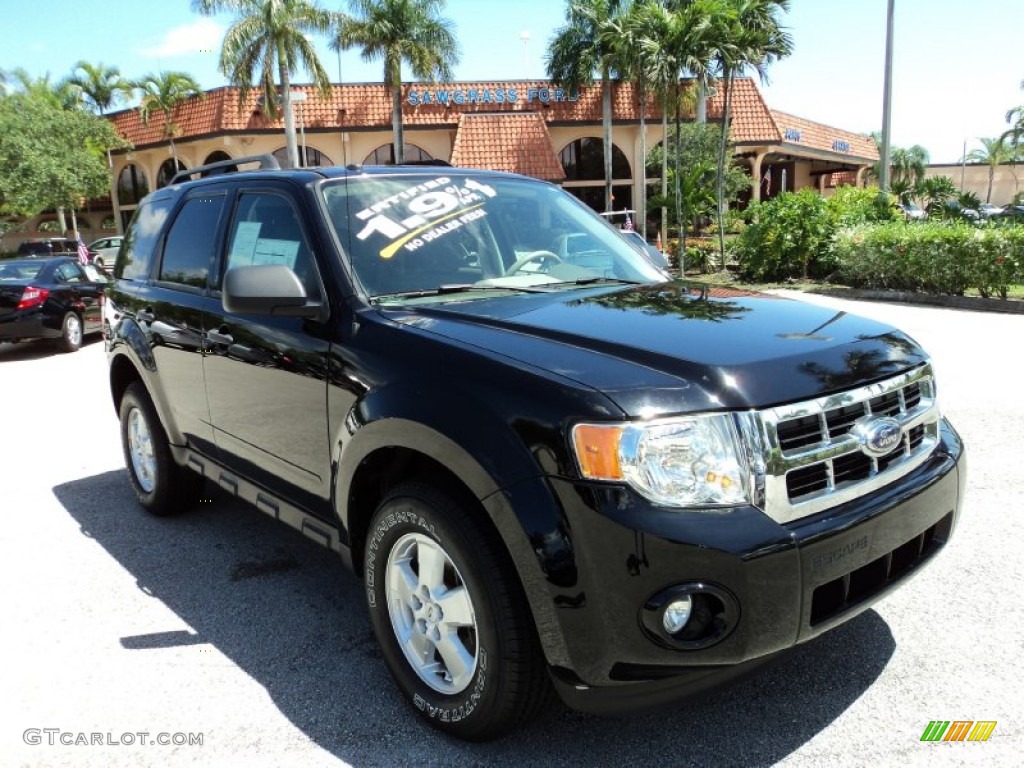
355, 178, 496, 259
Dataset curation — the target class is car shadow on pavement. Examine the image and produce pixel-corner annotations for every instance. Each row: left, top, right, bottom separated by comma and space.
0, 336, 103, 362
54, 471, 896, 767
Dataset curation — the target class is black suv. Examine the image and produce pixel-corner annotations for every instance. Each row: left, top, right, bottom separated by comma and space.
106, 155, 965, 740
16, 237, 79, 257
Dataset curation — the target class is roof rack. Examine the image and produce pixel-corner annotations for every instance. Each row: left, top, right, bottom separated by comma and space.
170, 154, 280, 185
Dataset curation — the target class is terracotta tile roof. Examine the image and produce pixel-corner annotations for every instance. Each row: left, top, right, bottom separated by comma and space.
771, 110, 879, 162
449, 113, 565, 181
828, 170, 860, 187
707, 79, 780, 144
109, 77, 787, 149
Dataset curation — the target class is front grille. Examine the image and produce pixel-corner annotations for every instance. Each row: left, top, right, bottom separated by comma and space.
810, 512, 953, 625
747, 365, 941, 524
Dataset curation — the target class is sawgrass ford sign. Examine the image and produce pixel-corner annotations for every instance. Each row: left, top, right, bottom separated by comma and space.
407, 86, 579, 106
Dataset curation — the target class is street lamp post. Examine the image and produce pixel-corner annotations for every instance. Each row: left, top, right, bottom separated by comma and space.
519, 30, 531, 78
290, 90, 308, 167
879, 0, 895, 193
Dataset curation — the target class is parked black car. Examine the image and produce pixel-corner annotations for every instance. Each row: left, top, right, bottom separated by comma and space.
996, 204, 1024, 222
0, 257, 107, 351
15, 237, 80, 257
106, 155, 965, 741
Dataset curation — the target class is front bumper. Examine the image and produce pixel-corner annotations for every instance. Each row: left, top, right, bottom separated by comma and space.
539, 418, 965, 715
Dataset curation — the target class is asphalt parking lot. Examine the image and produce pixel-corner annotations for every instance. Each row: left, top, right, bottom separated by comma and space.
2, 293, 1022, 768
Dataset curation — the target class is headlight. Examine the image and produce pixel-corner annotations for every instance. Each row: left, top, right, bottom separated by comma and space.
571, 414, 749, 507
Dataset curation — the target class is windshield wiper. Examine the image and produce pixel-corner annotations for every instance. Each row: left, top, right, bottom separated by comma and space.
551, 277, 645, 287
370, 284, 547, 303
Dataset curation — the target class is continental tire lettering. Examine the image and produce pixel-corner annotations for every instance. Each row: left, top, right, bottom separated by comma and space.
411, 648, 488, 722
366, 508, 439, 609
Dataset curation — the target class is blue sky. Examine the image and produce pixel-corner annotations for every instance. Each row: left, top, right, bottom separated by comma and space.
2, 0, 1022, 163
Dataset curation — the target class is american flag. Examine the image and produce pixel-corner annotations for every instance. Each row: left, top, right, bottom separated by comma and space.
76, 233, 90, 266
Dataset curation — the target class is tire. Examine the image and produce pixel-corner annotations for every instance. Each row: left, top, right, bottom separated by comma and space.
59, 312, 82, 353
93, 256, 104, 270
119, 382, 202, 516
364, 482, 550, 741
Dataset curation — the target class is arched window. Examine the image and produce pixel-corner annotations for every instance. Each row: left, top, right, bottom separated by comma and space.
558, 138, 633, 213
204, 150, 233, 164
272, 146, 333, 168
117, 164, 150, 206
202, 150, 238, 175
157, 158, 188, 189
363, 143, 434, 165
559, 137, 631, 181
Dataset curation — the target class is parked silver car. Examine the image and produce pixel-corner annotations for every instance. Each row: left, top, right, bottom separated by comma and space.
87, 236, 123, 270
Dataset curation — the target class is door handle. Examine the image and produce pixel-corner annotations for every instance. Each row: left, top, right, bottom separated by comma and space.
207, 326, 234, 345
137, 308, 155, 323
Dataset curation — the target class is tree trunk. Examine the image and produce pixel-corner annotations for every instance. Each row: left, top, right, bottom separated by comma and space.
279, 55, 300, 169
661, 102, 668, 256
602, 67, 613, 212
674, 80, 685, 269
392, 82, 405, 164
716, 70, 732, 271
987, 166, 994, 203
638, 78, 647, 240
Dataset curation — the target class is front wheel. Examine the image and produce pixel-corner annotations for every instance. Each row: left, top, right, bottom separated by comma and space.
119, 382, 202, 516
364, 482, 550, 741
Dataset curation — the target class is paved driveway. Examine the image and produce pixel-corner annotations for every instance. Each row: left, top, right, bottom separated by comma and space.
2, 294, 1022, 767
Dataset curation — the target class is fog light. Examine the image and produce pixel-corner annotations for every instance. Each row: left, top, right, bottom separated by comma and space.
662, 597, 693, 634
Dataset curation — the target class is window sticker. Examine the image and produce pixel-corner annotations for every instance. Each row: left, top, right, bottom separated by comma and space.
353, 177, 497, 259
228, 221, 262, 266
251, 238, 300, 268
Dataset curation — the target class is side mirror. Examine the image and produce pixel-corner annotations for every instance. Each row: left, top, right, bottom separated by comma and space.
222, 264, 321, 318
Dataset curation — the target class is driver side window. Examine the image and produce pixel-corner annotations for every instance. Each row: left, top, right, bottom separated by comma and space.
224, 192, 322, 301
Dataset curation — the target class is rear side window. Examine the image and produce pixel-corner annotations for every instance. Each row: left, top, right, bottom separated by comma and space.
119, 198, 174, 281
158, 194, 227, 289
55, 262, 86, 283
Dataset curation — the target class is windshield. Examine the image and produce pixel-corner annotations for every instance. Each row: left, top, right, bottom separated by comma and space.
320, 173, 665, 301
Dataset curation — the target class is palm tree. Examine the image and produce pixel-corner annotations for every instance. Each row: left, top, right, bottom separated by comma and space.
6, 68, 81, 110
334, 0, 460, 165
66, 61, 133, 115
707, 0, 792, 268
1002, 80, 1024, 154
548, 0, 626, 213
965, 136, 1016, 203
193, 0, 335, 169
867, 137, 929, 200
135, 71, 204, 164
607, 1, 654, 237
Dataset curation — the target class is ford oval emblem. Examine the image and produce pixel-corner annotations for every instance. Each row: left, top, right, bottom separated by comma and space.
852, 417, 903, 458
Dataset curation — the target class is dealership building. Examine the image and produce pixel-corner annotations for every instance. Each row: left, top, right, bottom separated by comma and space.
4, 78, 880, 244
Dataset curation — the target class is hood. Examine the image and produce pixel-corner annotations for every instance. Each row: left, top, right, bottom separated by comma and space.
382, 282, 927, 416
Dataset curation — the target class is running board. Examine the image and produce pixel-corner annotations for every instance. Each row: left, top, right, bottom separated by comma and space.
182, 449, 341, 553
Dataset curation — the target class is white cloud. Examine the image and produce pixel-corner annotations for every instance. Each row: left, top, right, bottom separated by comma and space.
140, 19, 224, 59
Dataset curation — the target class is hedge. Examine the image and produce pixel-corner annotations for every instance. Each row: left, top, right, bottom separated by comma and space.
834, 223, 1024, 298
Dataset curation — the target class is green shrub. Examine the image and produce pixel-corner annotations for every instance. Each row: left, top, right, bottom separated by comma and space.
834, 222, 1024, 298
736, 189, 836, 281
826, 186, 899, 227
682, 238, 720, 273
